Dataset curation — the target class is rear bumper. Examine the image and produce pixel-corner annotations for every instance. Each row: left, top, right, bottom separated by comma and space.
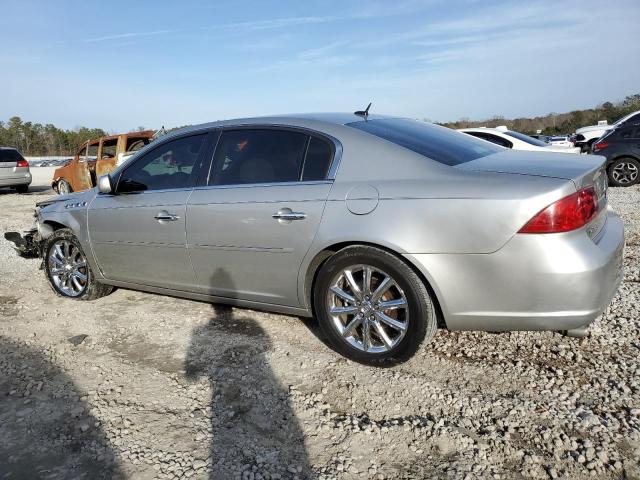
0, 171, 32, 187
406, 208, 624, 331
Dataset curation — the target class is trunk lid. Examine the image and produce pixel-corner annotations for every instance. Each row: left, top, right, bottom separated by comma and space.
457, 149, 606, 191
457, 149, 609, 238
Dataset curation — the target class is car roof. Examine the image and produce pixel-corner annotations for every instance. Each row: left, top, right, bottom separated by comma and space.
168, 112, 402, 137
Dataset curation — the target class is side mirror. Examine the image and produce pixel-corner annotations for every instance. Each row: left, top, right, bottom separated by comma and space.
98, 174, 113, 194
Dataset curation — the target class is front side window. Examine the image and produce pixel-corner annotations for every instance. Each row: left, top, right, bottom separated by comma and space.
209, 129, 309, 186
118, 134, 206, 193
347, 119, 501, 166
87, 142, 99, 160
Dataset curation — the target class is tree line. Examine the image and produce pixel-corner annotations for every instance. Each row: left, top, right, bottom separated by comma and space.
442, 94, 640, 135
2, 94, 639, 156
0, 117, 107, 157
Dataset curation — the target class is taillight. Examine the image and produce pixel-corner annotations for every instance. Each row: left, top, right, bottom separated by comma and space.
593, 141, 609, 152
16, 159, 29, 168
518, 187, 598, 234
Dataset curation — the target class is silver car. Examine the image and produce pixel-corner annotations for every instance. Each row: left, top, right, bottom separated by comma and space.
0, 147, 31, 192
13, 114, 624, 364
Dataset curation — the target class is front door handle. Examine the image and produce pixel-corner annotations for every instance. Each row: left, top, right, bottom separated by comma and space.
154, 211, 180, 222
272, 208, 306, 221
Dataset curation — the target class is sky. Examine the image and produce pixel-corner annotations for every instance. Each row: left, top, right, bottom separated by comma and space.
1, 0, 639, 131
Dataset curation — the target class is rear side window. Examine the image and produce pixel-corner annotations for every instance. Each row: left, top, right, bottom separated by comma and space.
126, 137, 150, 153
302, 137, 333, 181
503, 131, 549, 147
0, 149, 25, 162
209, 129, 309, 186
483, 133, 513, 149
620, 127, 640, 139
346, 118, 501, 166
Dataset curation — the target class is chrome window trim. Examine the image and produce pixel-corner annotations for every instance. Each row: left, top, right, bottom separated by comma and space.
97, 186, 196, 196
193, 180, 333, 191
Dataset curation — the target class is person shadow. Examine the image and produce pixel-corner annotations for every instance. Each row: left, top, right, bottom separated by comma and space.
185, 269, 312, 479
0, 336, 124, 479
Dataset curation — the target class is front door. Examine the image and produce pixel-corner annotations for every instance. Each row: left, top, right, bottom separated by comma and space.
186, 128, 336, 307
88, 132, 210, 290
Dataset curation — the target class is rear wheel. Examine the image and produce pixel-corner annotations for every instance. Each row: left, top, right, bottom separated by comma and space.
607, 157, 640, 187
14, 185, 28, 193
57, 179, 72, 195
44, 228, 113, 300
313, 246, 437, 365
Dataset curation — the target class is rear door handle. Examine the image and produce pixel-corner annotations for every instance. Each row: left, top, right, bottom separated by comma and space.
272, 209, 306, 221
154, 211, 180, 222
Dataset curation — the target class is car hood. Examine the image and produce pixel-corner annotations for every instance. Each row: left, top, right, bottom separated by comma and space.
457, 150, 606, 187
36, 189, 94, 209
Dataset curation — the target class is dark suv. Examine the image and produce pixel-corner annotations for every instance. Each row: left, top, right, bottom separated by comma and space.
592, 124, 640, 186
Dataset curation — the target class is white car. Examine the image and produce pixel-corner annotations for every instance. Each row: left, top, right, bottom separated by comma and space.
574, 110, 640, 152
458, 127, 581, 154
549, 136, 575, 148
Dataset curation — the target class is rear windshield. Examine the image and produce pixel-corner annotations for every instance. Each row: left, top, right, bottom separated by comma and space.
0, 149, 25, 162
346, 118, 501, 166
504, 131, 549, 147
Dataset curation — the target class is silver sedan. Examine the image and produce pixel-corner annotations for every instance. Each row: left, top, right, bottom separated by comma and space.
16, 113, 624, 364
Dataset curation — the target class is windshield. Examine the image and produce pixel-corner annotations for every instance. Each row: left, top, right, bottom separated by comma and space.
504, 131, 549, 147
346, 118, 501, 166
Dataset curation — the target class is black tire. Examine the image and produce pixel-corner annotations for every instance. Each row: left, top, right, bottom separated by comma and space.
607, 157, 640, 187
57, 179, 72, 195
313, 245, 437, 365
43, 228, 113, 300
14, 185, 29, 193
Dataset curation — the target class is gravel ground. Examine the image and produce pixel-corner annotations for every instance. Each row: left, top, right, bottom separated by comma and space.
0, 181, 638, 480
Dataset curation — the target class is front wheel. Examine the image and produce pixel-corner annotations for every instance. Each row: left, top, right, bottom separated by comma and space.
313, 246, 437, 365
44, 228, 113, 300
57, 179, 72, 195
14, 185, 29, 193
608, 157, 640, 187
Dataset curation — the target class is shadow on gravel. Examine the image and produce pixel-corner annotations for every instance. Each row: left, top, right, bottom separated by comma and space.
0, 185, 52, 195
0, 336, 123, 479
185, 269, 312, 479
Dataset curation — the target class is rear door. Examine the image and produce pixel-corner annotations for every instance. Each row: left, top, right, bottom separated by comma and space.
88, 132, 212, 289
186, 128, 337, 307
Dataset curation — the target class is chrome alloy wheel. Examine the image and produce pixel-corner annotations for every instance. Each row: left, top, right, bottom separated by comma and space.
58, 181, 69, 194
327, 264, 409, 353
48, 239, 88, 297
611, 161, 639, 185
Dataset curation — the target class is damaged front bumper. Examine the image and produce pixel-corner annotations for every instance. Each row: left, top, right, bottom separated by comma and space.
4, 228, 43, 258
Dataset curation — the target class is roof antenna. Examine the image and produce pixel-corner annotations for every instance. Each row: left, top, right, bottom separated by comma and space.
354, 102, 372, 118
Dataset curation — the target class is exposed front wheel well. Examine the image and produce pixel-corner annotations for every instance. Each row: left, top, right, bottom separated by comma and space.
41, 220, 69, 238
305, 242, 447, 329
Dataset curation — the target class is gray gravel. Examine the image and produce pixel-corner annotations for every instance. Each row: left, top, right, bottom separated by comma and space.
0, 184, 638, 479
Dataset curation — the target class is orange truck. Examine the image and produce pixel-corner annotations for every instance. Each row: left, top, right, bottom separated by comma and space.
52, 130, 155, 194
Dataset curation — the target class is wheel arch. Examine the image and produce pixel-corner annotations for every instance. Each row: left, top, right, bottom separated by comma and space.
303, 241, 448, 329
40, 220, 69, 238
